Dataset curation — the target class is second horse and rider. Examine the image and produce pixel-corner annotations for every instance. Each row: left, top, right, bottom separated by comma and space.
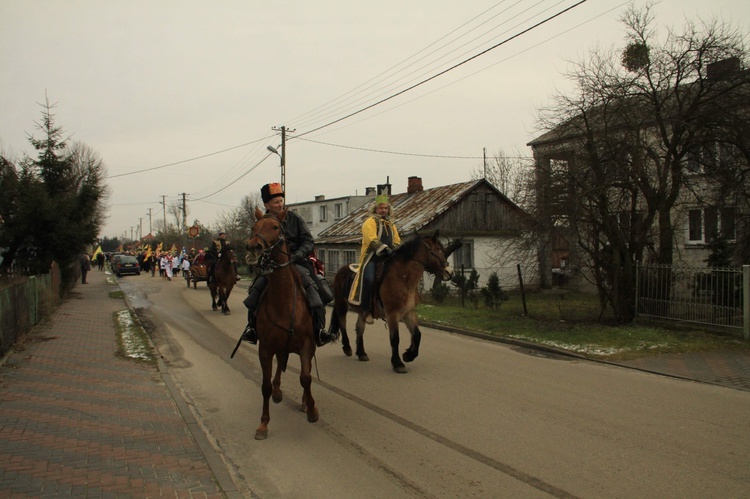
236, 182, 401, 349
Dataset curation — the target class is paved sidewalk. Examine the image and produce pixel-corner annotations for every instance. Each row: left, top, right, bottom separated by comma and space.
0, 272, 238, 498
616, 348, 750, 391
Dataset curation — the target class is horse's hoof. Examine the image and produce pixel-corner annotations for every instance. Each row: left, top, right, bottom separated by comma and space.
342, 346, 352, 357
272, 391, 283, 404
357, 354, 369, 362
393, 365, 408, 374
403, 351, 417, 363
308, 407, 319, 423
255, 429, 268, 440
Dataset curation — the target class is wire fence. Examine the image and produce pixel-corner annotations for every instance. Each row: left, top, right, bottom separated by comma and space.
636, 264, 749, 337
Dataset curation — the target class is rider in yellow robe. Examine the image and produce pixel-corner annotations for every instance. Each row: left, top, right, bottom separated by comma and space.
349, 194, 401, 322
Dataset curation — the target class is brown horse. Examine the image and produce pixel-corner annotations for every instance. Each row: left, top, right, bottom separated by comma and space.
329, 231, 454, 373
244, 208, 318, 440
209, 247, 238, 314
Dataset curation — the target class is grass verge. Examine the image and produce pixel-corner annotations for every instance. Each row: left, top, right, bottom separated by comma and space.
113, 309, 157, 365
416, 301, 749, 361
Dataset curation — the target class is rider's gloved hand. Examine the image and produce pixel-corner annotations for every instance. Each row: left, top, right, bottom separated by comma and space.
291, 251, 306, 264
376, 244, 393, 257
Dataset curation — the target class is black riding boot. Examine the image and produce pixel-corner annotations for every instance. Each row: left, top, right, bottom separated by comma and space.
313, 306, 337, 346
240, 276, 266, 345
241, 315, 257, 344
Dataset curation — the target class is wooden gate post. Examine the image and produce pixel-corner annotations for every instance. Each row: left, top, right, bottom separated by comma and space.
743, 265, 749, 341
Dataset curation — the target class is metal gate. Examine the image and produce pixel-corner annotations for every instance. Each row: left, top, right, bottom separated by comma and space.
636, 264, 749, 339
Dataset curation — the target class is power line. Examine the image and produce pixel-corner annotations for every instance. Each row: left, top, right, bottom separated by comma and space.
291, 0, 554, 131
287, 0, 514, 127
190, 152, 275, 201
106, 135, 273, 179
295, 137, 483, 159
311, 0, 628, 137
106, 0, 592, 197
295, 0, 587, 139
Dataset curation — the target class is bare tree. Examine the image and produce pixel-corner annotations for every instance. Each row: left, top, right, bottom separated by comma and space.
471, 149, 534, 206
531, 3, 749, 321
167, 201, 185, 233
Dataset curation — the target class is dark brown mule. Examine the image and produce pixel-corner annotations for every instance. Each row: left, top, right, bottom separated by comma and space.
245, 208, 319, 440
209, 247, 238, 314
329, 232, 454, 373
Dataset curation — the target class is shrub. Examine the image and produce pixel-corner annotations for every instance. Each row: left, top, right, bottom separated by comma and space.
431, 282, 450, 304
481, 272, 508, 309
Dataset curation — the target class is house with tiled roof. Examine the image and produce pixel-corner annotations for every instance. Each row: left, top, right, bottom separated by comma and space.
315, 176, 534, 290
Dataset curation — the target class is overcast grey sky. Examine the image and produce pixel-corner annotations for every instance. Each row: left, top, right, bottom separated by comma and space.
1, 0, 748, 239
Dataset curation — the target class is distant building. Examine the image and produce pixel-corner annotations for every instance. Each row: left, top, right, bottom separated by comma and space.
286, 191, 375, 240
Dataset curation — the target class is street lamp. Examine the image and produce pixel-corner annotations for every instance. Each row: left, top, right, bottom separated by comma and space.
267, 145, 284, 192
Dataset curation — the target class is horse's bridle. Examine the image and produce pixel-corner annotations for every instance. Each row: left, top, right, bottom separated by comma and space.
249, 215, 293, 274
418, 239, 449, 275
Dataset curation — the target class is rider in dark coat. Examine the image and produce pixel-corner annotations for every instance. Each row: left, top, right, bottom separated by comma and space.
205, 231, 229, 283
240, 182, 337, 347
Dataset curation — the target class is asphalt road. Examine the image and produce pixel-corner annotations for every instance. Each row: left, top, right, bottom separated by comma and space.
121, 273, 750, 498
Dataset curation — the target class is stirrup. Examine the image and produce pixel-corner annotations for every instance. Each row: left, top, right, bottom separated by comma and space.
241, 325, 257, 344
316, 329, 338, 347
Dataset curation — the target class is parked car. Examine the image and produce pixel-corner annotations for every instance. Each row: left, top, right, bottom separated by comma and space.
113, 255, 141, 276
109, 253, 125, 271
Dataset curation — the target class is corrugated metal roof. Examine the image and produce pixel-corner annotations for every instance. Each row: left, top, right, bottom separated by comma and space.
317, 179, 484, 244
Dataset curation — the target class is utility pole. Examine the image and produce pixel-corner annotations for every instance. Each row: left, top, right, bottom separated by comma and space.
160, 195, 167, 234
146, 209, 152, 235
271, 125, 295, 192
483, 147, 487, 178
180, 193, 187, 232
138, 218, 143, 240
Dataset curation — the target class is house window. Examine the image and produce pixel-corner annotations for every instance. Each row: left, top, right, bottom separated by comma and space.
328, 250, 340, 273
334, 203, 344, 220
688, 210, 703, 241
687, 207, 735, 243
343, 249, 357, 266
319, 206, 327, 222
452, 240, 474, 270
687, 142, 737, 174
617, 211, 644, 238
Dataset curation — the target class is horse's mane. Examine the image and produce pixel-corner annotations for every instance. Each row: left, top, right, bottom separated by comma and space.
391, 235, 425, 262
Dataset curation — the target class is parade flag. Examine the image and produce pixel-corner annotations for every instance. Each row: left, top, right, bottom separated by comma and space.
92, 245, 103, 260
156, 242, 163, 252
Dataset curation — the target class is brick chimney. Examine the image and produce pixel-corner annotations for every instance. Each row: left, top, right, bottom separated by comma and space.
407, 176, 423, 194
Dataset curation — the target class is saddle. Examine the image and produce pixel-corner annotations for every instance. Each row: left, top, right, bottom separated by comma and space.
348, 260, 387, 319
